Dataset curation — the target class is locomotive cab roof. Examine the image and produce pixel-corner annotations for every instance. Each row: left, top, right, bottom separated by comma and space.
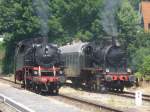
59, 41, 88, 54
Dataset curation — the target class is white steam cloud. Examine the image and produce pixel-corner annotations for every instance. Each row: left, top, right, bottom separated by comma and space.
101, 0, 121, 36
32, 0, 50, 37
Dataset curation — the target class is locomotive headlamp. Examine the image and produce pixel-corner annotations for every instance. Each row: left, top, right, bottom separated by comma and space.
127, 68, 131, 73
106, 68, 109, 73
34, 71, 38, 75
59, 70, 63, 74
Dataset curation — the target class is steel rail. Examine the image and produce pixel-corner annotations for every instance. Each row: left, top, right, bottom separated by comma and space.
1, 77, 150, 101
0, 77, 125, 112
1, 77, 150, 111
123, 91, 150, 102
108, 91, 150, 102
59, 93, 124, 112
124, 91, 150, 98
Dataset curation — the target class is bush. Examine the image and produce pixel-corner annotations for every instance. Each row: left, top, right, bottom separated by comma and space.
135, 72, 143, 79
140, 56, 150, 76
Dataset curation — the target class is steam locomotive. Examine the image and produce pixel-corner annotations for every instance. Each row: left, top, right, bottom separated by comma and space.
14, 37, 65, 94
60, 37, 135, 92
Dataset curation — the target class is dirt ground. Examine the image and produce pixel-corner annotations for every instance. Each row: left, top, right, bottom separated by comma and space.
59, 86, 150, 110
126, 82, 150, 94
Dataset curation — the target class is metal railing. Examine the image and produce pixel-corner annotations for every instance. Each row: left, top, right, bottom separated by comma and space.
0, 94, 35, 112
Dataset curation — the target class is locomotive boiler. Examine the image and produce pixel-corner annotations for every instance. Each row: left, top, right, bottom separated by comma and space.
15, 37, 65, 94
60, 37, 135, 92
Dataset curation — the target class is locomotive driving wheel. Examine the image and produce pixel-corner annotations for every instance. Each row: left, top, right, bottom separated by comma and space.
36, 85, 42, 94
32, 83, 41, 94
25, 79, 31, 89
99, 85, 107, 93
49, 88, 59, 95
119, 86, 124, 92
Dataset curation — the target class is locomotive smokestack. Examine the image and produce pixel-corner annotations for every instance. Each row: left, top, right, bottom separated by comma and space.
43, 36, 48, 45
112, 36, 116, 46
112, 36, 120, 47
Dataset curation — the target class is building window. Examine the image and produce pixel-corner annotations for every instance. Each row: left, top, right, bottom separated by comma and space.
148, 23, 150, 29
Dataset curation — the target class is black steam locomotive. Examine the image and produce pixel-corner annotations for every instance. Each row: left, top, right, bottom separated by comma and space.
15, 37, 65, 94
60, 37, 135, 92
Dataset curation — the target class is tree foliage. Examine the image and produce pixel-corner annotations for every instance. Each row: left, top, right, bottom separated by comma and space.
133, 32, 150, 75
0, 0, 103, 73
116, 0, 150, 77
0, 0, 149, 75
140, 56, 150, 76
0, 0, 42, 73
117, 0, 140, 45
0, 0, 41, 41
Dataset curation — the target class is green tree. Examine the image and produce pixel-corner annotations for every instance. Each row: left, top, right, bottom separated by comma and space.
131, 47, 150, 71
0, 0, 42, 73
129, 0, 140, 10
116, 0, 142, 70
1, 0, 147, 75
0, 0, 104, 73
128, 31, 150, 71
50, 0, 103, 42
0, 0, 41, 41
117, 0, 140, 45
140, 56, 150, 76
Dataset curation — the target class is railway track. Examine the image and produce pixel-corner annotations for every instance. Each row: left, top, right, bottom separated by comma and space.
0, 77, 150, 112
109, 91, 150, 102
66, 82, 150, 102
65, 82, 150, 102
0, 77, 125, 112
1, 77, 150, 102
123, 91, 150, 102
58, 93, 124, 112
